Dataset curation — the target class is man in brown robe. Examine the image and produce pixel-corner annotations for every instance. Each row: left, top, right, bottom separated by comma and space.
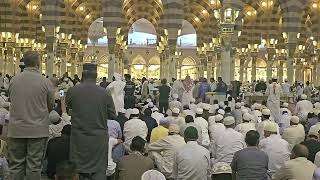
66, 63, 116, 180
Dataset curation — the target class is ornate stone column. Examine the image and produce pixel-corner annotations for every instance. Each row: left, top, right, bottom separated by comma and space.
215, 51, 221, 79
251, 53, 257, 82
277, 61, 284, 83
295, 62, 304, 83
286, 33, 297, 84
239, 55, 246, 82
220, 36, 233, 84
266, 60, 273, 81
207, 52, 214, 80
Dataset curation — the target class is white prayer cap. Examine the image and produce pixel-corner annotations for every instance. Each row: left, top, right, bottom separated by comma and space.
118, 108, 126, 114
235, 103, 241, 108
241, 109, 249, 114
196, 108, 203, 114
141, 170, 166, 180
218, 101, 225, 108
131, 108, 140, 115
203, 104, 211, 111
243, 113, 253, 121
255, 104, 262, 110
314, 102, 320, 109
172, 108, 180, 114
301, 94, 307, 100
262, 108, 271, 116
217, 109, 225, 115
190, 98, 196, 103
264, 122, 278, 132
152, 107, 159, 112
208, 116, 216, 122
253, 110, 262, 117
169, 124, 180, 134
146, 98, 152, 103
223, 116, 235, 126
148, 102, 154, 108
215, 114, 224, 122
241, 102, 245, 106
49, 110, 60, 124
0, 92, 5, 96
282, 103, 289, 108
172, 94, 179, 99
308, 131, 319, 138
290, 116, 300, 124
209, 107, 215, 114
159, 117, 170, 125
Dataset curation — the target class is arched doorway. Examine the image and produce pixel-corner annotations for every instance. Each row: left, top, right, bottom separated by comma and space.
246, 58, 267, 81
98, 55, 108, 78
131, 55, 146, 79
148, 56, 160, 79
179, 57, 197, 80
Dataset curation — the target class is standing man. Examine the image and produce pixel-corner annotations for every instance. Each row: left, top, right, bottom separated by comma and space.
7, 51, 55, 179
66, 63, 116, 179
265, 77, 282, 123
215, 77, 227, 93
124, 74, 136, 109
159, 79, 171, 114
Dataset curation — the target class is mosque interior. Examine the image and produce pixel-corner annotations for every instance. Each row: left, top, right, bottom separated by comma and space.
0, 0, 319, 85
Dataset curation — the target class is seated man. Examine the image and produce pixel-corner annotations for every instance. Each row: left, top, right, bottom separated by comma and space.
231, 130, 268, 180
273, 144, 316, 180
123, 108, 148, 151
118, 136, 154, 180
167, 108, 185, 127
234, 113, 256, 136
47, 125, 71, 179
180, 115, 202, 145
212, 116, 246, 179
259, 122, 290, 177
301, 131, 320, 162
55, 161, 79, 180
172, 126, 210, 180
148, 124, 185, 178
150, 117, 169, 143
282, 116, 305, 150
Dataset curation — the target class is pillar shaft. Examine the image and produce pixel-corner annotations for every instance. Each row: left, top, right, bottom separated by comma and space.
251, 55, 257, 82
278, 61, 284, 83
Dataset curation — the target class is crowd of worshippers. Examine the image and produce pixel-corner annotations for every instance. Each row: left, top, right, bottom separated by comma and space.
4, 51, 320, 180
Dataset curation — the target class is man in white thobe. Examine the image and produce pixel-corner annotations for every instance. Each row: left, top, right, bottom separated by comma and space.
169, 94, 182, 112
123, 108, 148, 151
194, 108, 210, 147
151, 107, 164, 125
265, 78, 282, 123
282, 116, 305, 150
295, 94, 313, 123
167, 108, 185, 127
259, 121, 290, 177
211, 116, 245, 174
281, 79, 291, 96
234, 113, 256, 136
107, 73, 126, 115
173, 126, 211, 180
256, 109, 280, 139
148, 124, 186, 178
208, 114, 225, 144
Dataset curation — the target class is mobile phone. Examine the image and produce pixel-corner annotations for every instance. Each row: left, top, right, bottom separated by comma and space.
59, 90, 64, 97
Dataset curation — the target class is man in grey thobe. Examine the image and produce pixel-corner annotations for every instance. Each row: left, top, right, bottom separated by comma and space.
66, 63, 116, 179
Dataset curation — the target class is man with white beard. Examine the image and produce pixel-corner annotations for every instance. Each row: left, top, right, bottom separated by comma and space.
265, 77, 282, 123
